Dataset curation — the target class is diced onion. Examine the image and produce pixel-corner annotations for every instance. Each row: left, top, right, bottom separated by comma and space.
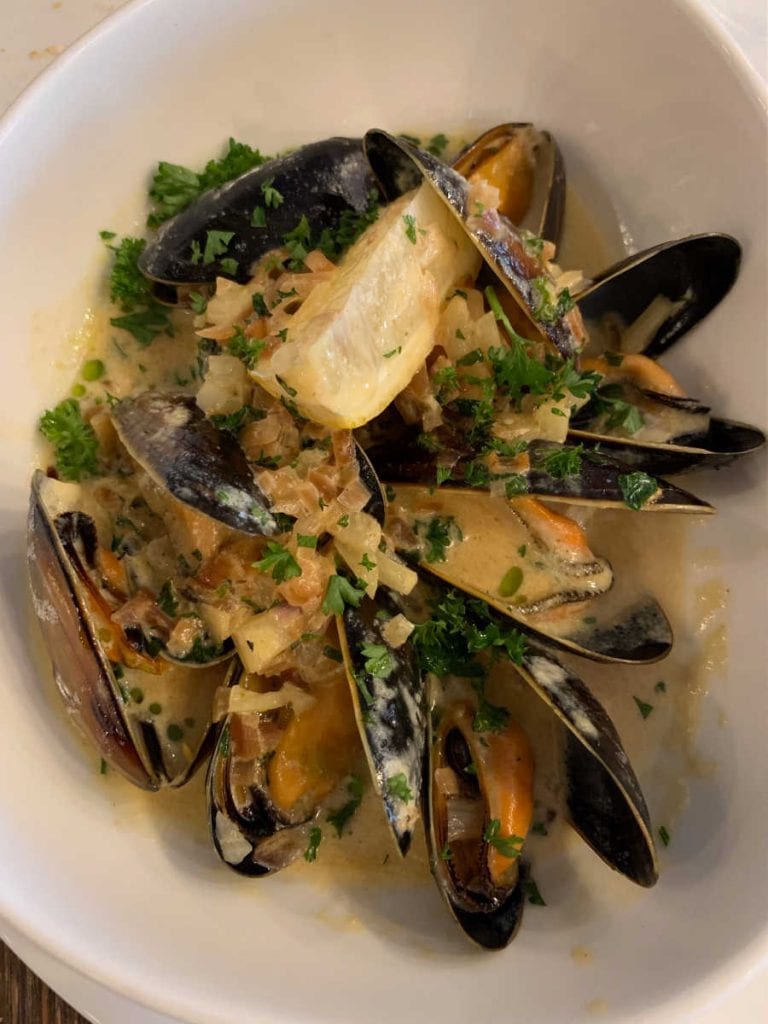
381, 613, 414, 648
376, 550, 417, 595
232, 605, 305, 674
213, 681, 316, 721
445, 796, 484, 843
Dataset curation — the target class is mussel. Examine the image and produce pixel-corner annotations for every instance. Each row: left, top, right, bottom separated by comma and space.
389, 485, 672, 664
420, 589, 656, 949
139, 137, 380, 302
29, 471, 225, 788
363, 434, 715, 514
337, 586, 426, 854
112, 392, 278, 536
208, 647, 363, 875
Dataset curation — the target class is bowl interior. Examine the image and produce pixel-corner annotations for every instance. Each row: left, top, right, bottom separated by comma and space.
0, 1, 766, 1022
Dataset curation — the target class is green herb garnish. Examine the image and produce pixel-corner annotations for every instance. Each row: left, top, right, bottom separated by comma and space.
619, 471, 658, 510
386, 773, 414, 802
326, 775, 364, 837
403, 214, 418, 244
304, 826, 322, 862
360, 642, 395, 680
633, 696, 654, 719
414, 515, 462, 564
322, 574, 365, 615
252, 542, 302, 582
39, 399, 100, 481
484, 818, 524, 857
658, 825, 671, 847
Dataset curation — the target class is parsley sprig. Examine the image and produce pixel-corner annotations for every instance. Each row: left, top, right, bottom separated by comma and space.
39, 399, 100, 481
147, 138, 270, 227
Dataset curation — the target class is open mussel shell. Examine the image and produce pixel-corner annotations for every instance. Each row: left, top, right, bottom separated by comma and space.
364, 129, 582, 359
575, 234, 741, 359
28, 471, 220, 788
337, 587, 426, 855
452, 123, 565, 244
390, 484, 673, 663
112, 392, 278, 536
364, 436, 714, 514
518, 644, 657, 886
423, 689, 528, 949
139, 137, 379, 301
568, 418, 766, 475
207, 664, 314, 876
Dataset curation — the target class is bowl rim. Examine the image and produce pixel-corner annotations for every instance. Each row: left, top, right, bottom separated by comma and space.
1, 0, 766, 1021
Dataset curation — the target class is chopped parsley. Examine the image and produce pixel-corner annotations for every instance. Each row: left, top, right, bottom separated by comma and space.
383, 347, 402, 359
228, 327, 266, 369
326, 775, 364, 837
337, 513, 350, 529
523, 878, 547, 906
484, 819, 524, 858
504, 474, 530, 497
156, 580, 179, 618
658, 825, 671, 847
411, 589, 526, 679
439, 843, 453, 861
536, 443, 584, 479
252, 542, 302, 582
261, 177, 284, 209
296, 534, 318, 549
456, 348, 484, 366
322, 574, 366, 615
304, 826, 322, 862
282, 215, 311, 269
110, 304, 172, 347
655, 680, 667, 694
403, 214, 418, 244
188, 291, 208, 314
414, 515, 462, 564
530, 276, 575, 323
386, 773, 414, 802
318, 189, 380, 262
251, 292, 269, 317
473, 697, 510, 734
633, 696, 654, 719
103, 234, 151, 310
200, 229, 235, 265
148, 138, 270, 226
360, 642, 395, 680
531, 821, 549, 836
619, 471, 658, 510
360, 552, 376, 571
210, 404, 264, 434
593, 384, 645, 434
427, 133, 449, 156
39, 399, 100, 481
250, 206, 267, 227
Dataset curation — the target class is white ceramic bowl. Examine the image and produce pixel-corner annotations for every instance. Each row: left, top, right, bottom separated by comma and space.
1, 1, 766, 1021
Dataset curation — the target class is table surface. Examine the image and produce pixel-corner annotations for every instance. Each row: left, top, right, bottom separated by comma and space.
0, 1, 765, 1022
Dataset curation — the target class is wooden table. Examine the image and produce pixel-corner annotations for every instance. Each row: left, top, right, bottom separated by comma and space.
1, 942, 87, 1024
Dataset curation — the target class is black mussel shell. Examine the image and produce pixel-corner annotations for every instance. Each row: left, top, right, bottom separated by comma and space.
568, 418, 766, 475
575, 234, 741, 359
139, 137, 379, 297
28, 471, 219, 788
363, 434, 714, 514
519, 645, 657, 886
112, 392, 278, 536
337, 587, 426, 855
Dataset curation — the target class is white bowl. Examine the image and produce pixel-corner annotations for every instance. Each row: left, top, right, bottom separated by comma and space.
1, 0, 766, 1021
